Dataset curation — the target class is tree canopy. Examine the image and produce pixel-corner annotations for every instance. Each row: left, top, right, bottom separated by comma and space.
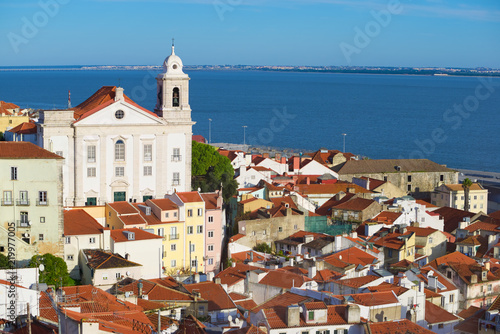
192, 141, 238, 202
28, 253, 75, 288
0, 253, 12, 269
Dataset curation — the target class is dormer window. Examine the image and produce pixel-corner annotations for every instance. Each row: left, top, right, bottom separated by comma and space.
173, 88, 180, 107
308, 310, 314, 321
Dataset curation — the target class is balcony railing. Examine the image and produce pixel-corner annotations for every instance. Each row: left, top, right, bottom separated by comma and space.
17, 220, 31, 228
169, 234, 179, 240
1, 199, 13, 206
16, 199, 30, 206
36, 199, 49, 206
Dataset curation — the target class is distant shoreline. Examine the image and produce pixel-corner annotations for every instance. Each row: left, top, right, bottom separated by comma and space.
1, 65, 499, 77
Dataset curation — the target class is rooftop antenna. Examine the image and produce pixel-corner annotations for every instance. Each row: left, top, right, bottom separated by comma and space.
171, 37, 175, 54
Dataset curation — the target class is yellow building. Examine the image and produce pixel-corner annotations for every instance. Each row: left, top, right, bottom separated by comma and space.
237, 194, 273, 216
0, 101, 29, 135
432, 183, 488, 213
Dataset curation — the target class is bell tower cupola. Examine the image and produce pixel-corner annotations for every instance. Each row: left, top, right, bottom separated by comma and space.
155, 40, 191, 122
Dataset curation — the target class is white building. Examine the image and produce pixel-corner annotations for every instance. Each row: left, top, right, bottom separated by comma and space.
37, 46, 194, 206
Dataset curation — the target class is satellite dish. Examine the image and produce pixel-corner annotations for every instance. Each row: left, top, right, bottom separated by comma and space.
228, 315, 233, 322
39, 264, 45, 272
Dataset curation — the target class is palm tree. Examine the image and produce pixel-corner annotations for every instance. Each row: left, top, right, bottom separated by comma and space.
462, 178, 473, 212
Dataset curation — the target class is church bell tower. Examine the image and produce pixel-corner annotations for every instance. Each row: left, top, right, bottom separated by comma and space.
155, 41, 192, 122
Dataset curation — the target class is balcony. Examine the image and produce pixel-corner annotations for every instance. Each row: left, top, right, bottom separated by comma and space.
17, 220, 31, 228
16, 199, 30, 206
171, 155, 182, 162
169, 234, 179, 240
1, 199, 13, 206
36, 199, 49, 206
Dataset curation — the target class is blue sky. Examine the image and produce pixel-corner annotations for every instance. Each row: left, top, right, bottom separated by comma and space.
0, 0, 499, 67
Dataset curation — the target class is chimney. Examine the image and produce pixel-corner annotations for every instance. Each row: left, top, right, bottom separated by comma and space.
470, 274, 478, 284
346, 304, 361, 324
138, 281, 143, 298
306, 177, 310, 185
239, 165, 246, 177
214, 277, 221, 285
304, 235, 314, 244
263, 153, 269, 158
308, 266, 317, 279
485, 261, 491, 271
293, 156, 300, 172
346, 187, 355, 194
419, 280, 425, 293
428, 275, 438, 291
287, 305, 300, 327
249, 252, 254, 262
281, 157, 287, 165
334, 235, 342, 252
232, 261, 236, 267
275, 153, 281, 161
115, 87, 124, 101
350, 231, 357, 239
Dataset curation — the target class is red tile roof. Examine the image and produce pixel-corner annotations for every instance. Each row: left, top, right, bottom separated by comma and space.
490, 210, 500, 220
303, 301, 326, 310
332, 197, 377, 211
313, 269, 343, 282
270, 196, 297, 209
444, 183, 484, 191
323, 246, 378, 268
64, 209, 106, 236
433, 206, 475, 233
368, 229, 414, 250
251, 291, 312, 314
110, 228, 162, 242
8, 121, 37, 134
296, 182, 372, 195
426, 251, 477, 270
464, 220, 500, 233
83, 249, 142, 270
201, 192, 221, 210
0, 142, 63, 159
148, 198, 178, 211
369, 319, 434, 334
425, 300, 461, 324
176, 191, 203, 203
259, 270, 313, 289
263, 304, 350, 329
334, 291, 399, 306
184, 281, 236, 311
231, 250, 267, 263
406, 226, 439, 237
119, 214, 147, 226
334, 275, 380, 288
108, 201, 139, 215
229, 234, 246, 242
215, 263, 266, 286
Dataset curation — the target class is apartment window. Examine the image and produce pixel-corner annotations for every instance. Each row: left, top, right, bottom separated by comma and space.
67, 255, 73, 261
19, 191, 29, 205
3, 191, 12, 205
388, 249, 393, 257
460, 246, 464, 253
450, 294, 454, 302
144, 144, 152, 161
440, 174, 444, 182
438, 324, 444, 329
441, 296, 446, 307
190, 244, 195, 252
191, 260, 197, 268
198, 208, 203, 216
115, 140, 125, 161
407, 184, 412, 192
208, 231, 214, 238
87, 145, 96, 162
40, 217, 45, 223
197, 225, 203, 233
172, 148, 181, 161
143, 166, 152, 176
165, 212, 169, 218
488, 284, 492, 292
187, 226, 193, 234
171, 244, 176, 251
208, 216, 213, 223
11, 167, 17, 180
116, 272, 122, 279
461, 196, 464, 200
208, 244, 214, 251
65, 237, 71, 244
429, 237, 433, 244
38, 191, 48, 205
474, 195, 477, 200
115, 167, 124, 177
208, 258, 214, 265
172, 172, 180, 185
157, 228, 164, 237
308, 311, 314, 321
481, 195, 484, 200
39, 234, 44, 241
263, 230, 266, 235
187, 209, 193, 217
407, 175, 412, 182
87, 167, 96, 177
174, 212, 177, 218
294, 224, 298, 230
171, 260, 176, 267
89, 237, 96, 244
278, 226, 283, 232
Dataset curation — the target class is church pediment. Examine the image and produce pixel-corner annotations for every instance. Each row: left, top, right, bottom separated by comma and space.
110, 180, 130, 187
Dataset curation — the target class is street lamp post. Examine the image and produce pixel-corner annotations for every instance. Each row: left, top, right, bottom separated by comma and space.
242, 125, 247, 146
341, 133, 347, 153
208, 118, 212, 144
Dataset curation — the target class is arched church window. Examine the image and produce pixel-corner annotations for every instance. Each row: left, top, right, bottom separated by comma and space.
115, 140, 125, 161
172, 87, 180, 107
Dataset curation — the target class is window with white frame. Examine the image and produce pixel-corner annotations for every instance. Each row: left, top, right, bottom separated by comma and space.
187, 226, 193, 234
171, 260, 176, 267
144, 144, 152, 161
38, 191, 48, 205
208, 258, 214, 265
143, 166, 152, 176
172, 148, 181, 161
65, 237, 71, 244
67, 255, 74, 261
208, 216, 214, 223
87, 145, 96, 162
191, 260, 197, 267
197, 208, 203, 216
87, 167, 96, 177
171, 244, 176, 251
89, 237, 96, 244
208, 231, 214, 238
197, 225, 203, 233
11, 167, 17, 180
115, 167, 124, 177
3, 191, 12, 205
190, 244, 195, 252
115, 140, 125, 161
172, 172, 180, 185
208, 244, 214, 251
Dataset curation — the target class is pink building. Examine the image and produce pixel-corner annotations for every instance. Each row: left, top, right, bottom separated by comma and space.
201, 191, 225, 274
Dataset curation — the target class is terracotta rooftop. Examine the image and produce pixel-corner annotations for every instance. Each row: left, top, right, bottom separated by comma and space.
433, 206, 475, 233
119, 279, 194, 302
64, 209, 106, 236
251, 291, 312, 314
184, 281, 236, 312
108, 201, 139, 215
147, 198, 178, 211
315, 193, 357, 216
312, 269, 343, 282
176, 191, 203, 203
332, 197, 377, 211
259, 270, 313, 289
425, 300, 461, 324
201, 192, 221, 210
215, 263, 266, 286
368, 229, 414, 250
296, 182, 372, 195
110, 228, 162, 242
231, 250, 268, 263
334, 290, 399, 306
368, 319, 434, 334
464, 220, 500, 233
444, 183, 484, 191
8, 121, 37, 134
0, 142, 63, 159
406, 226, 439, 237
119, 214, 147, 226
83, 249, 142, 269
323, 246, 378, 269
335, 275, 380, 288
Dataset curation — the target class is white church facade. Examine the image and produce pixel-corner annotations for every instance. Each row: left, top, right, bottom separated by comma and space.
37, 46, 194, 206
